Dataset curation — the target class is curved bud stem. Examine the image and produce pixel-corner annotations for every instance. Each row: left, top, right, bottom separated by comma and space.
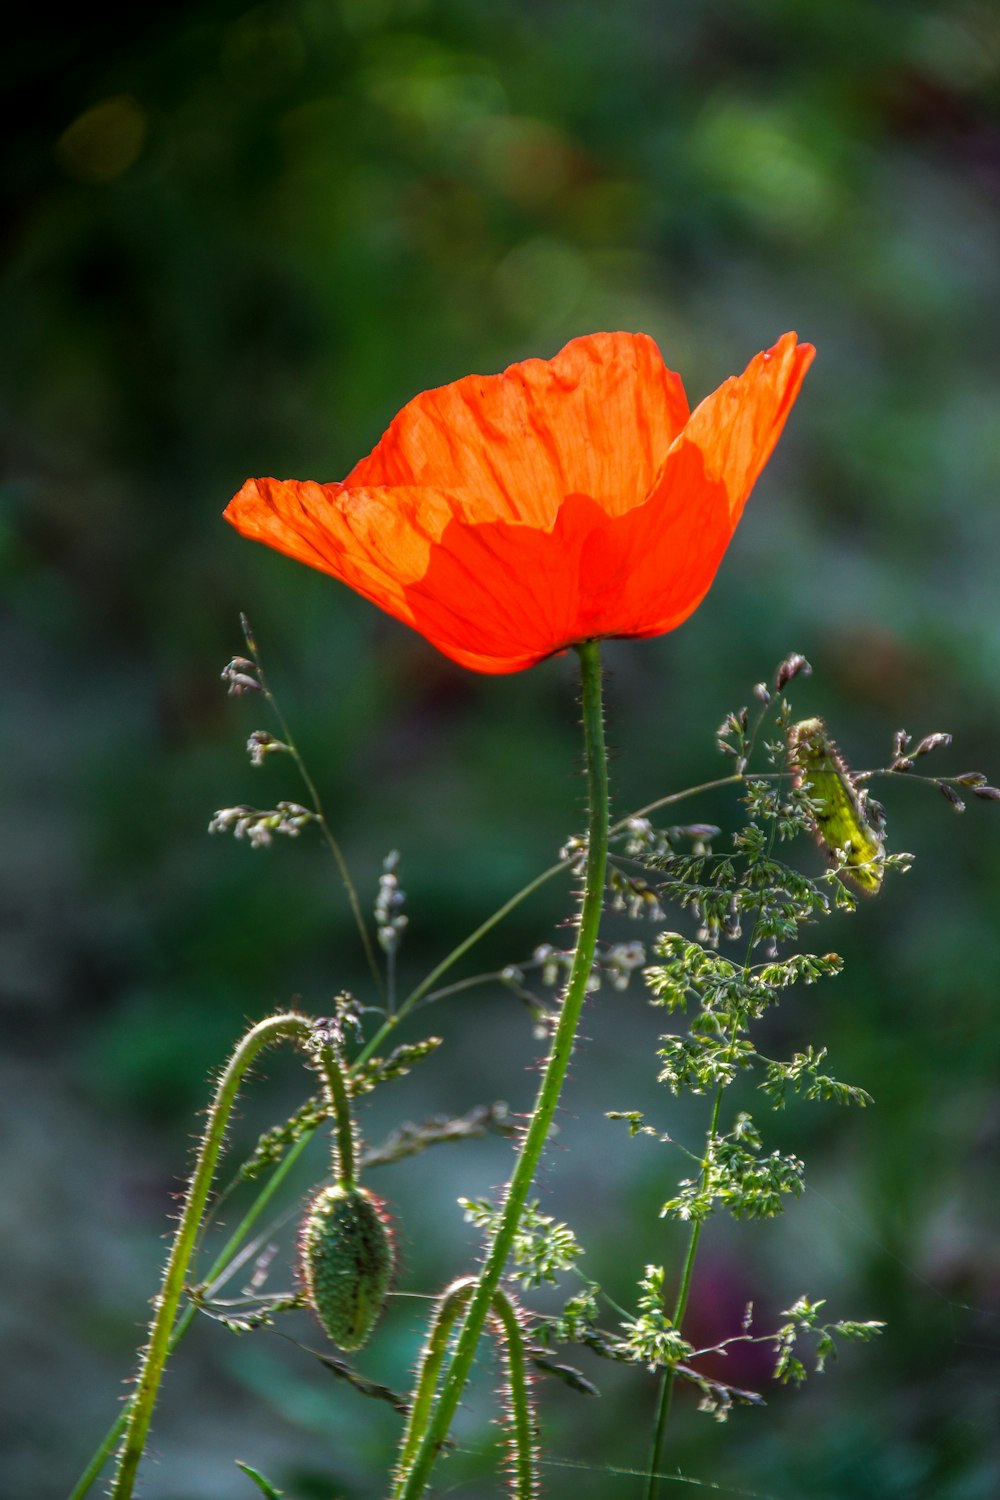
110, 1011, 312, 1500
393, 1280, 538, 1500
393, 1279, 476, 1496
308, 1021, 358, 1187
490, 1286, 539, 1500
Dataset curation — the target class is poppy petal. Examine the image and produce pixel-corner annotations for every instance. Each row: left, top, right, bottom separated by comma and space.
678, 332, 815, 523
225, 330, 813, 674
397, 465, 732, 674
346, 331, 690, 524
575, 441, 735, 642
226, 477, 460, 626
394, 499, 599, 673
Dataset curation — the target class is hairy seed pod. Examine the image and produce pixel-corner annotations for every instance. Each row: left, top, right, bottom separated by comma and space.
300, 1184, 394, 1350
788, 717, 884, 894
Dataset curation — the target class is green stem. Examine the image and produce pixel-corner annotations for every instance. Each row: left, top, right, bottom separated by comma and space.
394, 639, 610, 1500
109, 1012, 312, 1500
393, 1279, 476, 1494
643, 1085, 723, 1500
358, 775, 742, 1068
311, 1030, 357, 1187
242, 616, 385, 999
362, 861, 572, 1056
393, 1281, 537, 1500
490, 1287, 538, 1500
615, 773, 743, 829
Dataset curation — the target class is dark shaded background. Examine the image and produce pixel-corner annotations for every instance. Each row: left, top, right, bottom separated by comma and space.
3, 2, 1000, 1496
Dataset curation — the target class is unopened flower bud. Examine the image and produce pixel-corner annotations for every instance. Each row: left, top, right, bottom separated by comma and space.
913, 732, 952, 758
775, 653, 811, 690
246, 730, 289, 766
936, 781, 965, 813
890, 729, 912, 769
300, 1184, 394, 1351
221, 658, 262, 695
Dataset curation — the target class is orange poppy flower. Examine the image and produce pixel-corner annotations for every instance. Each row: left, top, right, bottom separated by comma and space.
226, 331, 814, 674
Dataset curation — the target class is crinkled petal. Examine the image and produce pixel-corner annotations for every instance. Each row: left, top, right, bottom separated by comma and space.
678, 332, 815, 523
226, 477, 462, 626
397, 498, 600, 673
346, 331, 690, 524
575, 439, 736, 642
225, 331, 814, 674
398, 456, 732, 673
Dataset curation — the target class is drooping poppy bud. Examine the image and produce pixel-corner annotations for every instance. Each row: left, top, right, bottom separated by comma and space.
300, 1184, 394, 1350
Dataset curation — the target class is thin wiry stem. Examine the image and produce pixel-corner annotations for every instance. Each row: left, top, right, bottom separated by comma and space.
241, 615, 385, 1000
615, 773, 744, 828
643, 815, 778, 1500
352, 858, 573, 1069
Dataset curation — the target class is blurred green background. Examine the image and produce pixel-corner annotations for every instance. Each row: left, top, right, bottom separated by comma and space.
4, 1, 1000, 1496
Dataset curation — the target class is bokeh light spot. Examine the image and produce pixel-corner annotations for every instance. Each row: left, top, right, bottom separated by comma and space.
55, 95, 147, 184
493, 236, 589, 328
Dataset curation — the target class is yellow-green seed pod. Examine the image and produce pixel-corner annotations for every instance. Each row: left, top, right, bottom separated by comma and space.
300, 1184, 394, 1350
788, 717, 884, 894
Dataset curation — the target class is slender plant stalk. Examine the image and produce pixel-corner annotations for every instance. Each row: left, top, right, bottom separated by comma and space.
109, 1012, 314, 1500
617, 773, 743, 827
393, 1280, 476, 1493
490, 1286, 538, 1500
242, 616, 385, 999
393, 639, 610, 1500
644, 810, 777, 1500
642, 1088, 723, 1500
385, 862, 571, 1026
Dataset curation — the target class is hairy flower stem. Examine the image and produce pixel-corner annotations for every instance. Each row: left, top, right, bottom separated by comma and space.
110, 1012, 318, 1500
358, 775, 744, 1066
311, 1030, 357, 1186
394, 1279, 476, 1491
394, 639, 610, 1500
491, 1286, 539, 1500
